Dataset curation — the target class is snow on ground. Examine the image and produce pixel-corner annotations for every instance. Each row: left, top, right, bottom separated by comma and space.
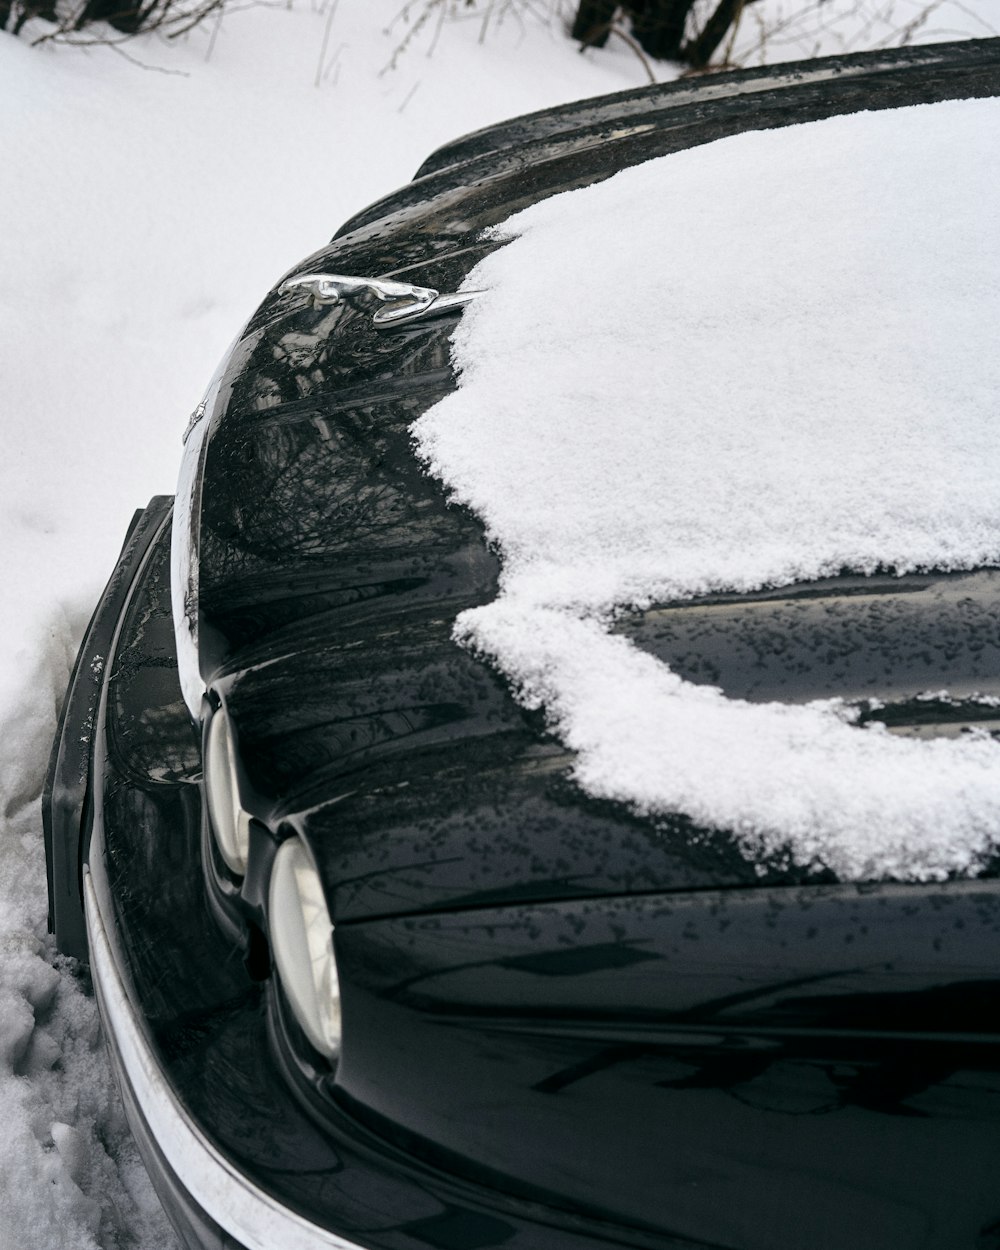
0, 621, 178, 1250
0, 2, 996, 1246
413, 98, 1000, 882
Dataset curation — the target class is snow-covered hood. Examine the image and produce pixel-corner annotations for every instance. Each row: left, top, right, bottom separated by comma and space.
187, 50, 1000, 918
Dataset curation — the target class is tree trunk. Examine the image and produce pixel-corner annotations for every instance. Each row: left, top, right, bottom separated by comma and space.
629, 0, 693, 62
571, 0, 618, 48
572, 0, 756, 68
74, 0, 157, 32
684, 0, 754, 68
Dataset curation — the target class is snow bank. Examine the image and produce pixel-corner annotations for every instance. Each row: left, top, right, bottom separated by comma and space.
413, 98, 1000, 881
0, 612, 178, 1250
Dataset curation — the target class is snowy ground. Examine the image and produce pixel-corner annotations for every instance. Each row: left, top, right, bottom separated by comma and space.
0, 2, 996, 1246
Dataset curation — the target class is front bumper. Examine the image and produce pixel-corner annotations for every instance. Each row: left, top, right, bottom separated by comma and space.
84, 869, 364, 1250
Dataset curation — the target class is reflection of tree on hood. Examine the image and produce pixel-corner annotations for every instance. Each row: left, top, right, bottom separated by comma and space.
249, 375, 282, 411
271, 309, 340, 398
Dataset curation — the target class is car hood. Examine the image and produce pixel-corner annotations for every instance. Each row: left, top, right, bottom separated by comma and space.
191, 41, 1000, 922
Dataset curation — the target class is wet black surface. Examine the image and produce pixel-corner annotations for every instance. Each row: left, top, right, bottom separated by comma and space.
334, 884, 1000, 1250
623, 569, 1000, 728
410, 40, 1000, 180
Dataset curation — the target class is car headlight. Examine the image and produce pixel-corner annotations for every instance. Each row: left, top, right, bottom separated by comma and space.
268, 835, 342, 1060
204, 706, 252, 876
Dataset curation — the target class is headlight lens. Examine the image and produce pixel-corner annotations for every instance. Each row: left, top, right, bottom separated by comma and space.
204, 706, 251, 876
269, 836, 341, 1060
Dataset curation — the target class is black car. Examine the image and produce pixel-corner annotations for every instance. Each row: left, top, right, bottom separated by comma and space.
45, 39, 1000, 1250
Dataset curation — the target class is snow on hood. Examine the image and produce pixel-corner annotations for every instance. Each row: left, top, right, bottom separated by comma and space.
411, 97, 1000, 882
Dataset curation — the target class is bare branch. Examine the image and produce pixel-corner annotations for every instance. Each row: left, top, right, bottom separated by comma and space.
607, 20, 657, 81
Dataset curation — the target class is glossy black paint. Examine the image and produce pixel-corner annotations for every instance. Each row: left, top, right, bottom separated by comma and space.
626, 569, 1000, 718
408, 39, 1000, 181
45, 39, 1000, 1250
335, 885, 1000, 1249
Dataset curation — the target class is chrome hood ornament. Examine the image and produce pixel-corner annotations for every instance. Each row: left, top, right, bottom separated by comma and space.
279, 272, 482, 329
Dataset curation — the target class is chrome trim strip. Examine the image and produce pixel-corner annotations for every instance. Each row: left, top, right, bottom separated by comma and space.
172, 328, 258, 720
172, 365, 220, 720
83, 871, 367, 1250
